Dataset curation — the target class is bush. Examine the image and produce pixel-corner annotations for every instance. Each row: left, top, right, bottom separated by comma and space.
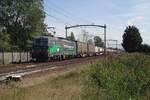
83, 53, 150, 100
138, 44, 150, 54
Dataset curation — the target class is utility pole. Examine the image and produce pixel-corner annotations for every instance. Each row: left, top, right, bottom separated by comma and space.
65, 25, 68, 38
116, 40, 118, 50
106, 39, 118, 50
104, 24, 107, 56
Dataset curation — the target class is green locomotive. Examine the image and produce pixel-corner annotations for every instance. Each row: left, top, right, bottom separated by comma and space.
32, 36, 77, 61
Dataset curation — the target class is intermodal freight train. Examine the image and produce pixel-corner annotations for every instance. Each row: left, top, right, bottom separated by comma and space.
31, 36, 104, 61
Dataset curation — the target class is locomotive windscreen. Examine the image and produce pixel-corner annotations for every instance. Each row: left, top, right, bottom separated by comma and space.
33, 37, 48, 50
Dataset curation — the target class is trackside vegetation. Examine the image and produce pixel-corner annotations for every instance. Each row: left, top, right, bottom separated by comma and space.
83, 53, 150, 100
0, 53, 149, 100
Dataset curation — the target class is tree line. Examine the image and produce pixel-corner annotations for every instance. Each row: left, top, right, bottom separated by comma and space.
0, 0, 45, 51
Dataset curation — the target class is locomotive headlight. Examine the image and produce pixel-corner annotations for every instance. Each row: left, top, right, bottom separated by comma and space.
57, 48, 60, 52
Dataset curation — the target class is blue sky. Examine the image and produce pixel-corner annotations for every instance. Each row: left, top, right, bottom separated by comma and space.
44, 0, 150, 45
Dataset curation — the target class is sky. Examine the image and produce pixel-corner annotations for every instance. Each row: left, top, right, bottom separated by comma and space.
44, 0, 150, 46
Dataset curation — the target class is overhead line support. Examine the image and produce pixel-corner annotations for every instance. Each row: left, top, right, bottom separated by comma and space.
65, 24, 107, 55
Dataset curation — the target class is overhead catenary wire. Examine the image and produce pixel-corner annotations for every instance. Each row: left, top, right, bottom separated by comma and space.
45, 5, 68, 20
45, 11, 71, 26
45, 3, 71, 20
46, 0, 93, 24
45, 10, 72, 38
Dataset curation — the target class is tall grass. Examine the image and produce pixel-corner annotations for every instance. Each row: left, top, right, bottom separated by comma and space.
83, 53, 150, 100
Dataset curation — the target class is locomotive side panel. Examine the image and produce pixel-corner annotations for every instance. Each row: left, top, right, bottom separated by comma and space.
32, 36, 77, 60
48, 37, 77, 56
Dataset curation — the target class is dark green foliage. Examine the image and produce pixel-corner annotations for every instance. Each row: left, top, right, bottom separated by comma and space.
83, 53, 150, 100
67, 32, 75, 41
138, 44, 150, 54
0, 0, 45, 51
94, 36, 104, 47
122, 26, 143, 52
0, 31, 10, 51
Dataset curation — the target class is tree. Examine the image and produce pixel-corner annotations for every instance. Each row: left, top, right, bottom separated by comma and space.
0, 0, 45, 50
122, 26, 142, 52
94, 36, 104, 47
0, 30, 10, 51
87, 39, 94, 45
67, 32, 75, 41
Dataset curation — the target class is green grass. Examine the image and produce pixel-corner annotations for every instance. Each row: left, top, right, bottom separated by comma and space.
0, 53, 149, 100
83, 53, 150, 100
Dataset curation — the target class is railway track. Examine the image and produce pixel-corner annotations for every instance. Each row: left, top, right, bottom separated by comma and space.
0, 55, 104, 81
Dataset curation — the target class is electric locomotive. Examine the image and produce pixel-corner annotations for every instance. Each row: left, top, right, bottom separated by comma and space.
31, 36, 77, 61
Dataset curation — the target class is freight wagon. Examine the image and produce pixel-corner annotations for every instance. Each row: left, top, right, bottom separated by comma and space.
76, 41, 88, 57
87, 44, 95, 56
95, 46, 104, 55
76, 42, 95, 57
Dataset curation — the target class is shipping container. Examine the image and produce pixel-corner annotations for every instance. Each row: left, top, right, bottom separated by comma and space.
76, 41, 88, 55
87, 44, 95, 56
95, 46, 104, 55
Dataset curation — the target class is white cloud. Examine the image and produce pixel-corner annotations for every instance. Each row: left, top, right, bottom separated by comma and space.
127, 16, 144, 25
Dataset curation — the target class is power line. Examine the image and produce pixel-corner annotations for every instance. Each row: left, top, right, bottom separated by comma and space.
45, 11, 71, 26
45, 3, 79, 25
46, 0, 93, 24
45, 2, 79, 24
45, 3, 69, 18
